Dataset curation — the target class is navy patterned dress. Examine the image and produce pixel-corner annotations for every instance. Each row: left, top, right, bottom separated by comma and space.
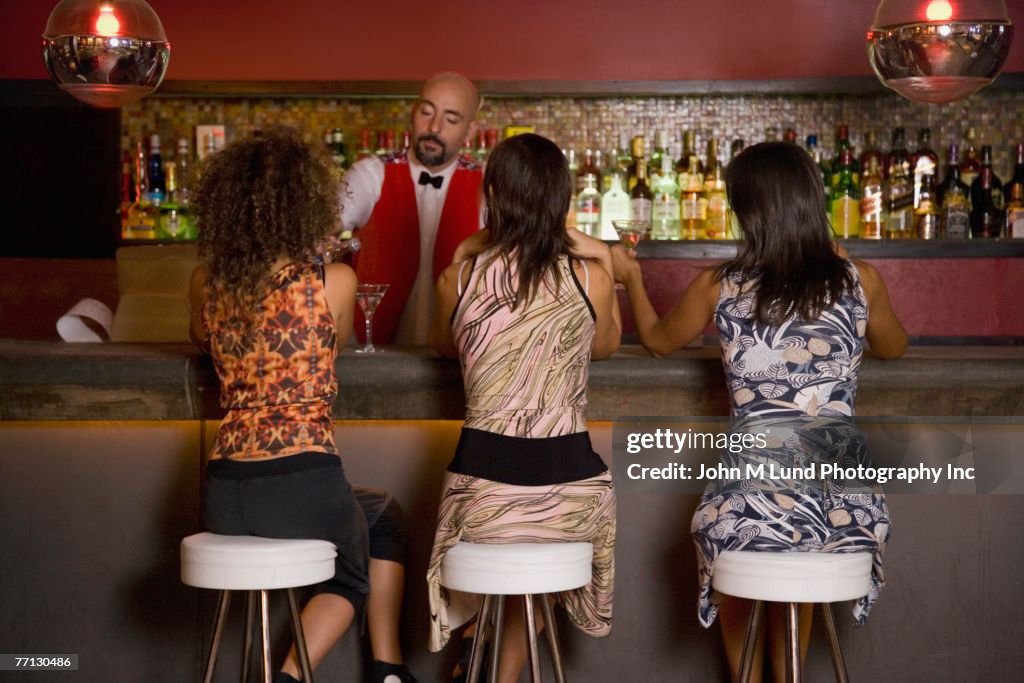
692, 261, 891, 628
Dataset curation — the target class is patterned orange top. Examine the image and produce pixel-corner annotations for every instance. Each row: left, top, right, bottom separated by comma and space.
205, 262, 338, 461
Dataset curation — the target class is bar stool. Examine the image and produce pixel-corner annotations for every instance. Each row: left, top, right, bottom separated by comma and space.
440, 541, 594, 683
180, 532, 337, 683
712, 551, 874, 683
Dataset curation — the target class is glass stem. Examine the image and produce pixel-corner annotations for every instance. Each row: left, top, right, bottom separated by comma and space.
364, 315, 372, 349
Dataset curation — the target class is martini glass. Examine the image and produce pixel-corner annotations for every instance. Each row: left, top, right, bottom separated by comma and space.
612, 220, 649, 290
355, 283, 389, 353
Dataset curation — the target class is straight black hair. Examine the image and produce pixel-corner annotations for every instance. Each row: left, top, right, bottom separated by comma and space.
482, 133, 573, 307
718, 141, 853, 324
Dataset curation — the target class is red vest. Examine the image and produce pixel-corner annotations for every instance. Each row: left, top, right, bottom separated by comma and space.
353, 154, 482, 344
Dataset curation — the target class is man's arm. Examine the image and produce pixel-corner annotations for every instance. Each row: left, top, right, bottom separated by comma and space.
339, 156, 385, 233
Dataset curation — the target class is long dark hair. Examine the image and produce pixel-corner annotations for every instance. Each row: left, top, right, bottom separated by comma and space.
719, 141, 853, 324
482, 133, 573, 307
194, 126, 338, 330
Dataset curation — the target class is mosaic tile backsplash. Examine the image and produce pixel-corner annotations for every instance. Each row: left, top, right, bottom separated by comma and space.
123, 88, 1024, 178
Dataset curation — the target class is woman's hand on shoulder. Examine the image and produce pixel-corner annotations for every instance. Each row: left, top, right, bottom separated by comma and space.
566, 228, 613, 276
853, 259, 908, 360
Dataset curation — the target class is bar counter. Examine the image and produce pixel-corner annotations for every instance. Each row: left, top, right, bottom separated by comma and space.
2, 341, 1022, 420
2, 340, 1022, 682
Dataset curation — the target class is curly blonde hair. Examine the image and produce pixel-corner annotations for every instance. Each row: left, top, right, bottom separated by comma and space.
194, 126, 338, 331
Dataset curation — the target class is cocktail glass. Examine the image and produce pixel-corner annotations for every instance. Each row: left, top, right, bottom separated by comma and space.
355, 283, 389, 353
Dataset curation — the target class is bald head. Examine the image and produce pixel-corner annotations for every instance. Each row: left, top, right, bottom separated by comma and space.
421, 72, 481, 118
410, 72, 481, 171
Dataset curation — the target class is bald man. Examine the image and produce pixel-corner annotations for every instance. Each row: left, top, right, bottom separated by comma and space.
341, 72, 483, 345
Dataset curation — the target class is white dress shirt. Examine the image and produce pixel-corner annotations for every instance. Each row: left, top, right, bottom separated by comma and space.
339, 154, 463, 345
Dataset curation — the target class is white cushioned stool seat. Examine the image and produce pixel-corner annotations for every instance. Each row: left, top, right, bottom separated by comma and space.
181, 532, 336, 591
713, 551, 872, 603
441, 542, 593, 595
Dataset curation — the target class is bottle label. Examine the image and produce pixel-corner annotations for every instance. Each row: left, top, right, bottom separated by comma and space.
681, 195, 705, 220
630, 198, 652, 222
944, 206, 969, 239
1009, 208, 1024, 239
653, 197, 680, 221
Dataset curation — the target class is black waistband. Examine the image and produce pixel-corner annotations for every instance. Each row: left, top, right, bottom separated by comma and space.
207, 451, 340, 480
448, 428, 607, 486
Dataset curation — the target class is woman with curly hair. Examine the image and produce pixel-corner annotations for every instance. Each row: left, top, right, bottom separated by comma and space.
189, 126, 415, 683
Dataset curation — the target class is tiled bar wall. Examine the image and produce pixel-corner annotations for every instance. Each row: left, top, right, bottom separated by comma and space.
123, 87, 1024, 176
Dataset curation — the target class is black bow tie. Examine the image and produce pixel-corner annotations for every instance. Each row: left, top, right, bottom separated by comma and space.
418, 170, 444, 189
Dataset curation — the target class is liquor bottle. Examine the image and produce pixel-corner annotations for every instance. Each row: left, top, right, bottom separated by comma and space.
374, 130, 389, 158
885, 148, 914, 239
914, 174, 940, 239
806, 134, 831, 207
627, 135, 646, 191
331, 128, 348, 169
576, 148, 601, 194
831, 148, 860, 238
599, 173, 630, 241
831, 124, 853, 189
886, 127, 911, 183
576, 173, 602, 238
1005, 183, 1024, 238
679, 157, 706, 240
651, 155, 681, 240
675, 129, 703, 177
970, 151, 1005, 238
629, 158, 653, 224
402, 130, 412, 153
119, 150, 135, 230
649, 131, 669, 185
601, 142, 627, 194
971, 146, 1004, 214
1006, 142, 1024, 201
617, 131, 633, 173
859, 130, 884, 179
703, 139, 728, 239
124, 139, 158, 239
357, 129, 373, 161
729, 138, 746, 162
911, 128, 938, 209
764, 127, 779, 143
959, 127, 981, 188
783, 127, 798, 144
564, 147, 579, 183
938, 144, 971, 240
147, 134, 166, 204
859, 156, 885, 240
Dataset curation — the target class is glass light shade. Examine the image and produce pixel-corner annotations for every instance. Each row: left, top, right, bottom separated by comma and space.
41, 0, 170, 108
867, 0, 1013, 104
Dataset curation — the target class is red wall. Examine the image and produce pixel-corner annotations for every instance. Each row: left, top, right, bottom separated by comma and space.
8, 0, 1024, 82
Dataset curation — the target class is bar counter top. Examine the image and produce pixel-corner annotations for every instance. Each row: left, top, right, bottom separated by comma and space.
2, 340, 1021, 420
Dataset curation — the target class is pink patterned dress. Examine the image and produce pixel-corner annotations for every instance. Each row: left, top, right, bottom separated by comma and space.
427, 250, 616, 652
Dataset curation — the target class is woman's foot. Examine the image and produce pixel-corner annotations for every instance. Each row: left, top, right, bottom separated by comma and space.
372, 660, 418, 683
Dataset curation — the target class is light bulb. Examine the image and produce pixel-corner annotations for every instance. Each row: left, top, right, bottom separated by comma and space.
41, 0, 170, 109
867, 0, 1014, 104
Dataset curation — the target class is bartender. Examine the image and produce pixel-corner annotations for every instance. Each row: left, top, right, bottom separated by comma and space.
340, 72, 483, 345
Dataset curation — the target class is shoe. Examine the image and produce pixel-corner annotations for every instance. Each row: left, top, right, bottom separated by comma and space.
372, 660, 418, 683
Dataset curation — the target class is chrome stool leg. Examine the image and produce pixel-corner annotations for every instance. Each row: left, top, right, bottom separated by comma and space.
820, 603, 850, 683
785, 602, 802, 683
203, 590, 232, 683
241, 591, 255, 683
286, 588, 314, 683
523, 594, 542, 683
467, 593, 494, 683
540, 595, 567, 683
488, 595, 505, 683
738, 600, 765, 683
258, 590, 272, 683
